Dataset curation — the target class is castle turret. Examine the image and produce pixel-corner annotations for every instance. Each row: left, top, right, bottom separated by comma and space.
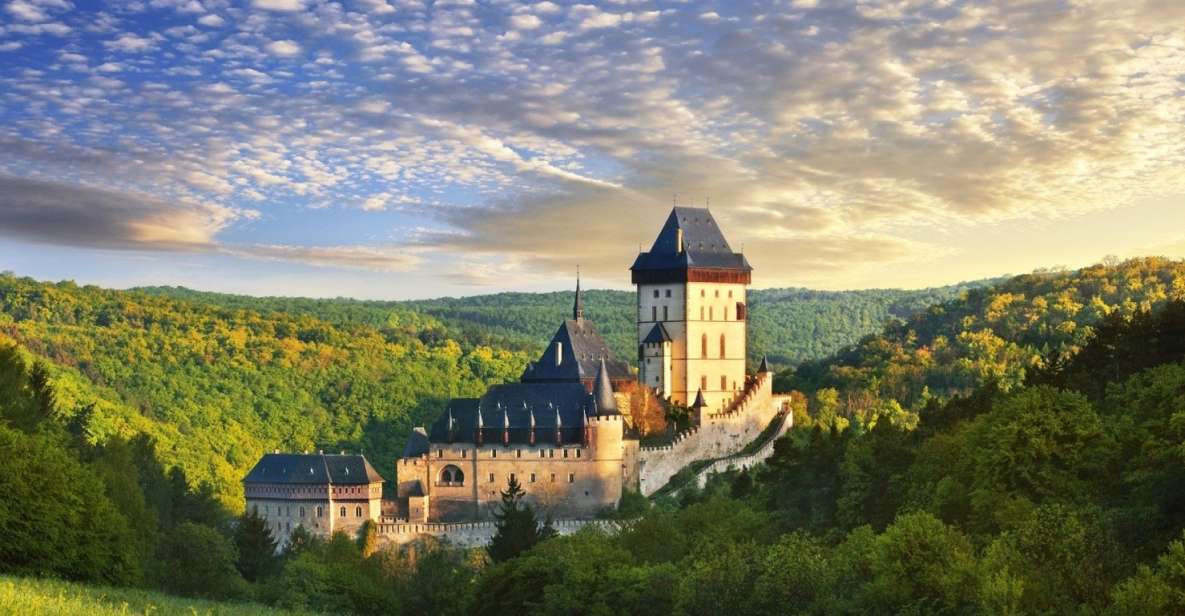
592, 357, 618, 415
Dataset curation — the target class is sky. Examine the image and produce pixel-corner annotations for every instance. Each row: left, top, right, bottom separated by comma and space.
1, 0, 1184, 300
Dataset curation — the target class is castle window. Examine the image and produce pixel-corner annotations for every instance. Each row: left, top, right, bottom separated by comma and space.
701, 334, 708, 358
299, 507, 305, 518
715, 290, 720, 298
317, 506, 323, 518
516, 449, 522, 459
709, 306, 714, 320
461, 449, 467, 459
576, 449, 581, 458
540, 450, 545, 458
340, 506, 346, 518
724, 306, 729, 320
356, 506, 362, 517
721, 375, 728, 390
489, 473, 495, 483
510, 473, 516, 483
568, 473, 575, 483
530, 473, 536, 483
563, 449, 569, 458
437, 449, 443, 458
728, 290, 733, 298
700, 289, 705, 297
651, 306, 657, 321
665, 289, 671, 298
720, 334, 726, 359
701, 375, 708, 391
653, 289, 659, 298
700, 306, 704, 320
491, 449, 497, 458
662, 305, 668, 320
439, 465, 465, 487
551, 473, 557, 482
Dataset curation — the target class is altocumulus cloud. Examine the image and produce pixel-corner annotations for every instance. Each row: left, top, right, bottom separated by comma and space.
1, 0, 1185, 288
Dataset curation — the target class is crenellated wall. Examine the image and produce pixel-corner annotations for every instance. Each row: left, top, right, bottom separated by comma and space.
637, 371, 785, 495
377, 518, 622, 547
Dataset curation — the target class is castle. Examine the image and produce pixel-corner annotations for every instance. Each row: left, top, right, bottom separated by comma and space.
245, 207, 790, 538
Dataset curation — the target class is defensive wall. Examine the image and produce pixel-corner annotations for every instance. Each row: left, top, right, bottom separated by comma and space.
376, 518, 621, 547
637, 371, 790, 496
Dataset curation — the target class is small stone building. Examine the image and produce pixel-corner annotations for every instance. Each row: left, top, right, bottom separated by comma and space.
243, 452, 384, 545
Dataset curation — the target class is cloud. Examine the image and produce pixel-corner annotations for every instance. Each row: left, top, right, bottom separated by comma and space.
197, 13, 225, 27
265, 39, 301, 57
509, 14, 542, 30
0, 175, 238, 250
253, 0, 303, 11
105, 33, 156, 52
221, 244, 423, 272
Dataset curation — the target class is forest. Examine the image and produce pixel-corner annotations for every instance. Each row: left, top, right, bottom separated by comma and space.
5, 257, 1185, 614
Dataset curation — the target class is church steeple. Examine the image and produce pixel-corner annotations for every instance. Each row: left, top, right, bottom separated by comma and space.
573, 268, 584, 322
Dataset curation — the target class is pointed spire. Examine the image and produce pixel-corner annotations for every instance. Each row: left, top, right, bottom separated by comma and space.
691, 388, 707, 410
573, 267, 584, 322
758, 355, 771, 373
592, 357, 617, 414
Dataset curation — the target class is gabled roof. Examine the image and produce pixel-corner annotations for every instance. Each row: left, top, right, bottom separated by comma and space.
244, 453, 385, 485
642, 322, 672, 344
631, 207, 752, 273
521, 318, 631, 384
427, 382, 601, 445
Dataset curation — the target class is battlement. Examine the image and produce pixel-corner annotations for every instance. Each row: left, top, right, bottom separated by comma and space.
376, 518, 622, 547
637, 370, 782, 495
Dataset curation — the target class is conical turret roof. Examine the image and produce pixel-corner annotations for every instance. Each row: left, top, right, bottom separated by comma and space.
592, 357, 619, 415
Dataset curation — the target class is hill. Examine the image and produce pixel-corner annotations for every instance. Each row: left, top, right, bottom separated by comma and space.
0, 273, 526, 507
141, 281, 989, 369
401, 282, 992, 367
780, 257, 1185, 429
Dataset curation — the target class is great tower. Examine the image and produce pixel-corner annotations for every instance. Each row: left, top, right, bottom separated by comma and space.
631, 207, 752, 412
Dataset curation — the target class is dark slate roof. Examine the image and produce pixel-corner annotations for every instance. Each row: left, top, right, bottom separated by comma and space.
521, 318, 631, 384
402, 427, 430, 458
631, 207, 753, 273
592, 358, 619, 414
244, 453, 385, 485
758, 355, 771, 373
642, 322, 672, 344
428, 382, 604, 445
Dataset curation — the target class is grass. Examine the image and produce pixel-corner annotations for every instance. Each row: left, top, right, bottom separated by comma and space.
0, 575, 313, 616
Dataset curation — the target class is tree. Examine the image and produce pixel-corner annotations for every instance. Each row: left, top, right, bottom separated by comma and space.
235, 509, 279, 581
155, 522, 247, 600
487, 475, 548, 562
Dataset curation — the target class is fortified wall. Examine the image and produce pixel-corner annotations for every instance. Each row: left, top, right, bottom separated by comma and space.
637, 370, 785, 495
376, 518, 621, 548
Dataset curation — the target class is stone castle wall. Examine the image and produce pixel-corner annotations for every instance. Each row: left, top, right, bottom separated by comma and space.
637, 371, 783, 496
377, 518, 622, 548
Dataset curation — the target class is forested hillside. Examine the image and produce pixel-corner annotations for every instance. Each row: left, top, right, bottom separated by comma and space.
403, 283, 989, 367
0, 274, 525, 506
780, 257, 1185, 429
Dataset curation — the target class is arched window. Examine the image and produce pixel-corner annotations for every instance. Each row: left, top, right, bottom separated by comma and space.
701, 333, 708, 358
439, 464, 465, 486
317, 506, 323, 518
355, 506, 363, 517
719, 334, 726, 359
339, 506, 346, 518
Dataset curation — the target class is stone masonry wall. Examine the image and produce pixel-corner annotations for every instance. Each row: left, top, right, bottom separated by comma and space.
377, 518, 621, 548
637, 371, 784, 496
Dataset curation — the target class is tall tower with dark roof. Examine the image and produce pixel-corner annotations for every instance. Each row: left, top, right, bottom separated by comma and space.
631, 207, 752, 411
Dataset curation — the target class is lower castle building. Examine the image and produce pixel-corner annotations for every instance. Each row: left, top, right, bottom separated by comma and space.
243, 452, 384, 545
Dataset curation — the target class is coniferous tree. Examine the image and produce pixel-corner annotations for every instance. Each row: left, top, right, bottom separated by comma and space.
487, 475, 547, 562
234, 509, 279, 581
